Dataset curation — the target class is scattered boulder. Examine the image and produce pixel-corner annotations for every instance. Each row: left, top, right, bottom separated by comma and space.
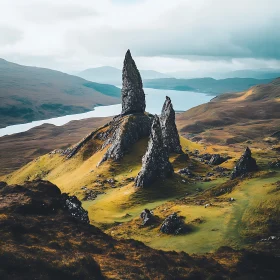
121, 49, 146, 115
231, 147, 258, 179
140, 209, 154, 226
209, 154, 228, 165
269, 159, 280, 168
61, 194, 90, 224
160, 213, 186, 234
178, 168, 194, 178
135, 115, 173, 188
160, 96, 182, 154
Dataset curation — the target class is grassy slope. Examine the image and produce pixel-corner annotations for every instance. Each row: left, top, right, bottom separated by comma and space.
176, 78, 280, 144
0, 59, 120, 128
3, 126, 279, 255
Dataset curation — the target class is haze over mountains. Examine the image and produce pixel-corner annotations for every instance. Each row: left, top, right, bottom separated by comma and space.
77, 66, 170, 85
0, 59, 120, 128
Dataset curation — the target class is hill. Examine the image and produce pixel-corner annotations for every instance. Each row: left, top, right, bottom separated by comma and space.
143, 77, 273, 95
176, 78, 280, 144
2, 180, 279, 279
78, 66, 170, 85
0, 59, 120, 128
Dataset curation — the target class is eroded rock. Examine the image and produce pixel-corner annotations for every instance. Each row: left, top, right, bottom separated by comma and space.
135, 115, 173, 188
160, 96, 182, 154
160, 213, 186, 234
140, 209, 154, 226
231, 147, 258, 179
121, 50, 146, 115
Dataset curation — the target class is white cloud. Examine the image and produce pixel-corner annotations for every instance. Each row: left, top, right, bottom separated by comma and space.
0, 0, 280, 72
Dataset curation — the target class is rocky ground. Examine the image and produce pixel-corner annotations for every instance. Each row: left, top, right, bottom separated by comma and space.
1, 180, 280, 279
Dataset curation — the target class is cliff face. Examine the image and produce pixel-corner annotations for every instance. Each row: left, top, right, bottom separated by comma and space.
135, 115, 173, 188
121, 50, 146, 115
160, 96, 182, 154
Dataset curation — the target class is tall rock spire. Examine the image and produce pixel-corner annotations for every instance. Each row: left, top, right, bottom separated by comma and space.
121, 49, 146, 115
160, 96, 182, 154
135, 115, 173, 188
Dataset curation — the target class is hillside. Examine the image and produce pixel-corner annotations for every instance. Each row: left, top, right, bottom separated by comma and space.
0, 59, 120, 128
78, 66, 170, 85
143, 77, 273, 95
0, 117, 110, 176
2, 180, 280, 279
176, 78, 280, 144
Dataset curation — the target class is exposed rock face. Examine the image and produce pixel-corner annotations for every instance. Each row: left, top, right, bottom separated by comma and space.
231, 147, 258, 179
98, 114, 151, 165
160, 96, 182, 154
135, 115, 173, 188
121, 50, 146, 115
160, 213, 186, 234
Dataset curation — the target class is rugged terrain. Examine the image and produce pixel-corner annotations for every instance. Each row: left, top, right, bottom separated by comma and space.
2, 180, 280, 279
0, 59, 120, 128
1, 51, 280, 279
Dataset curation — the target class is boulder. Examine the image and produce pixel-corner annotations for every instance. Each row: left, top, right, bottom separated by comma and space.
160, 96, 182, 154
135, 115, 173, 188
209, 154, 228, 165
140, 209, 154, 226
121, 50, 146, 115
231, 147, 258, 179
160, 213, 185, 234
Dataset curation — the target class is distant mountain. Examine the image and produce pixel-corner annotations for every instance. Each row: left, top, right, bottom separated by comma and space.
143, 77, 273, 95
220, 69, 280, 79
176, 77, 280, 144
77, 66, 170, 85
0, 59, 120, 128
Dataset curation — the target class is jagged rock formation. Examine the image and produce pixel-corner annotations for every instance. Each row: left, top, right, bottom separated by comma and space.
231, 147, 258, 179
97, 114, 151, 165
121, 49, 146, 115
135, 115, 173, 188
160, 96, 182, 154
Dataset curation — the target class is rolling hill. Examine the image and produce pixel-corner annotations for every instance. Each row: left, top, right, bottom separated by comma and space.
176, 78, 280, 144
77, 66, 170, 85
0, 59, 120, 128
143, 77, 273, 95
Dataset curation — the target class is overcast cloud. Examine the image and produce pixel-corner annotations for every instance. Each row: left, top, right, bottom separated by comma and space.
1, 0, 280, 73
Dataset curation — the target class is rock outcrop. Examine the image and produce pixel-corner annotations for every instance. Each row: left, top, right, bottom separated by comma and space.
135, 115, 173, 188
121, 50, 146, 115
231, 147, 258, 179
97, 114, 151, 165
160, 96, 182, 154
209, 154, 228, 165
160, 213, 186, 234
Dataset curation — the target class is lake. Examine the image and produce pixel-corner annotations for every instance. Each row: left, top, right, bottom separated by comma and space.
0, 88, 213, 137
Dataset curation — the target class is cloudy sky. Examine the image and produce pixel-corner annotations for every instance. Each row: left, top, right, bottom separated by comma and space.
1, 0, 280, 74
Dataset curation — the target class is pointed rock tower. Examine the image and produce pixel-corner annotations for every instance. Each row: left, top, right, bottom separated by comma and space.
160, 96, 182, 154
135, 115, 173, 188
231, 147, 258, 179
122, 50, 146, 115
